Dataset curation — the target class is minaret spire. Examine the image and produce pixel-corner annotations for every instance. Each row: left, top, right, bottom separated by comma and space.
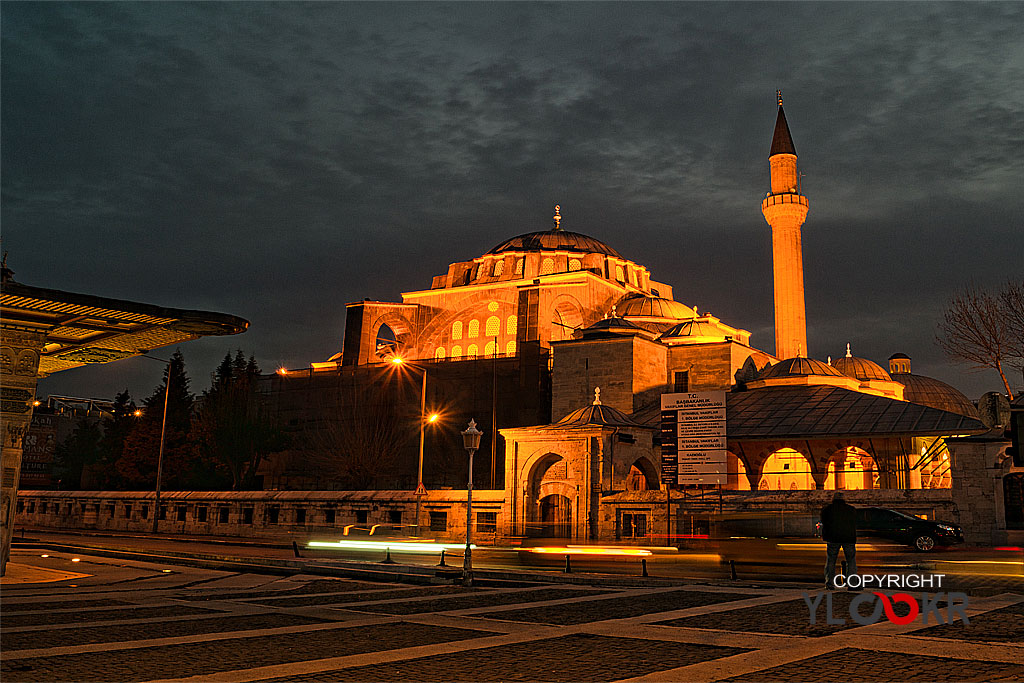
762, 92, 810, 360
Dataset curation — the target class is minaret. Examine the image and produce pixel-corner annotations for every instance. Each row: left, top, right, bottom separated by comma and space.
762, 91, 809, 359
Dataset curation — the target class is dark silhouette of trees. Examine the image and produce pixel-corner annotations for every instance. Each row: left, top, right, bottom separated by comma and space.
937, 281, 1024, 400
117, 350, 198, 488
96, 390, 138, 488
306, 373, 413, 490
192, 351, 286, 490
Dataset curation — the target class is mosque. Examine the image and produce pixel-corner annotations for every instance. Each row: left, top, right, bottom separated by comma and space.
257, 96, 1012, 543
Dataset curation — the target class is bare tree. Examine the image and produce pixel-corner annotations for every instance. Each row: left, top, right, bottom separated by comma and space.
937, 283, 1021, 400
1000, 280, 1024, 382
305, 374, 413, 490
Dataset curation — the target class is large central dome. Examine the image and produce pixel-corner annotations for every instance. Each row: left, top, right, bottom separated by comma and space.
487, 229, 622, 258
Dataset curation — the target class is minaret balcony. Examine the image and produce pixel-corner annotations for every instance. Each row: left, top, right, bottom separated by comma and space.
762, 193, 809, 210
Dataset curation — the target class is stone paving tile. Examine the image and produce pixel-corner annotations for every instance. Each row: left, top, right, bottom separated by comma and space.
250, 585, 464, 608
474, 589, 756, 625
352, 587, 611, 615
178, 579, 390, 601
0, 622, 494, 682
264, 633, 750, 682
721, 647, 1024, 682
910, 601, 1024, 643
0, 598, 127, 612
655, 592, 915, 637
1, 604, 219, 628
1, 613, 337, 651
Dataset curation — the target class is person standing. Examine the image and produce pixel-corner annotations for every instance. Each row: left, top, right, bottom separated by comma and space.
821, 490, 858, 589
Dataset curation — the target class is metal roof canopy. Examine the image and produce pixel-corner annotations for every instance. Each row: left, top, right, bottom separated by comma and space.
1, 280, 249, 376
726, 385, 986, 441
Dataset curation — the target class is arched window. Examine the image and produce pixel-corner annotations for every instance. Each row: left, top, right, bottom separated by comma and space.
451, 321, 463, 340
506, 340, 516, 355
488, 301, 499, 312
485, 316, 500, 337
515, 259, 524, 276
568, 258, 582, 271
541, 258, 555, 275
493, 260, 504, 276
615, 265, 624, 282
468, 319, 479, 337
506, 315, 517, 335
467, 344, 478, 358
451, 345, 462, 359
375, 323, 398, 357
485, 341, 496, 356
435, 347, 446, 360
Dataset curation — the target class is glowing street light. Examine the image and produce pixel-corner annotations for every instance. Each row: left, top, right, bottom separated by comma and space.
390, 356, 439, 534
462, 418, 483, 586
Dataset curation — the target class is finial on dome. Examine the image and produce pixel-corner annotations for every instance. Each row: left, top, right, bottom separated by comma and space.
610, 305, 617, 318
796, 343, 803, 358
553, 205, 562, 231
593, 387, 601, 405
846, 342, 852, 358
827, 355, 832, 366
777, 89, 783, 106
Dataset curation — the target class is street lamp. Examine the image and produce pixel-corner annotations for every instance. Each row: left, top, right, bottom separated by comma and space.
462, 418, 483, 586
390, 356, 438, 535
139, 353, 172, 533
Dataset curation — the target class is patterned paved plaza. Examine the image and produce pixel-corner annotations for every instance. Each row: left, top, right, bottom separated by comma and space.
2, 548, 1022, 682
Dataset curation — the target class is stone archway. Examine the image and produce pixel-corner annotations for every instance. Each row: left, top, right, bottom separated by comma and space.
549, 295, 584, 342
625, 457, 659, 491
523, 452, 576, 538
758, 448, 815, 490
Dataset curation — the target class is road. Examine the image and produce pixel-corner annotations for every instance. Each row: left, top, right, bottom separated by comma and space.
2, 543, 1023, 682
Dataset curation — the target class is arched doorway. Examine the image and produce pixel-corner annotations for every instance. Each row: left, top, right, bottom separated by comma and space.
625, 458, 659, 491
758, 448, 814, 490
540, 494, 572, 538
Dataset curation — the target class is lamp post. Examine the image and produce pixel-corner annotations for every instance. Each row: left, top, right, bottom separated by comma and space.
390, 357, 438, 535
140, 353, 172, 534
461, 419, 482, 586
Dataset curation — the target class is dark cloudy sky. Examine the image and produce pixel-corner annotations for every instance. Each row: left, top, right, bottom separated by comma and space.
4, 2, 1022, 403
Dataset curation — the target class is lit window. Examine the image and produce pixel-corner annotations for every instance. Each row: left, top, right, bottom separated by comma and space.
515, 259, 524, 276
488, 301, 499, 312
615, 265, 624, 282
506, 315, 517, 335
468, 319, 479, 337
451, 345, 462, 358
435, 347, 445, 360
569, 258, 582, 271
506, 340, 516, 355
467, 344, 478, 358
452, 321, 463, 340
541, 258, 555, 275
485, 316, 500, 337
485, 341, 496, 356
493, 260, 504, 277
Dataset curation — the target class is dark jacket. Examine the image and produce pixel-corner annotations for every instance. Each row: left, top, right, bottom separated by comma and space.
821, 500, 857, 543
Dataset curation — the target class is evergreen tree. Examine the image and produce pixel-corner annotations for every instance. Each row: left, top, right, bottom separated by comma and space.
97, 389, 138, 488
118, 350, 199, 489
193, 350, 286, 490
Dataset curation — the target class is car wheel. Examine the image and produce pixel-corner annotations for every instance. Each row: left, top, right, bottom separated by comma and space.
913, 534, 936, 552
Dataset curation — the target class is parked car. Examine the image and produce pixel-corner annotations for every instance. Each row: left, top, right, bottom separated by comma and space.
816, 506, 963, 551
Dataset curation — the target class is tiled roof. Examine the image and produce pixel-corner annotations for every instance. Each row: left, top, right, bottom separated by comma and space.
725, 385, 986, 440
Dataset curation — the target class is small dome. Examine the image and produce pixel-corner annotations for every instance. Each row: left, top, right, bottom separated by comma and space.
760, 357, 846, 379
487, 229, 622, 258
617, 295, 696, 320
659, 319, 725, 341
888, 352, 911, 360
557, 403, 639, 427
892, 373, 979, 418
832, 356, 892, 381
579, 316, 645, 339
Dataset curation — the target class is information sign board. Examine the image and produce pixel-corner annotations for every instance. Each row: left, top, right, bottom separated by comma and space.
660, 391, 728, 486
